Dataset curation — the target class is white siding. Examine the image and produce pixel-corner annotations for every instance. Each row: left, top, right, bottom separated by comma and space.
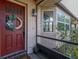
37, 7, 58, 49
60, 0, 78, 18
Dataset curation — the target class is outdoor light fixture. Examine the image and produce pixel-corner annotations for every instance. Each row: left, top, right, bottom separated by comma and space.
32, 9, 37, 16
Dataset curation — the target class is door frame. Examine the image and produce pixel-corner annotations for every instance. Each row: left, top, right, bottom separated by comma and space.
7, 0, 28, 52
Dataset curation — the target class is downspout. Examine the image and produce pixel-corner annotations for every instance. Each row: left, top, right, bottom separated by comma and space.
36, 0, 44, 46
33, 0, 44, 53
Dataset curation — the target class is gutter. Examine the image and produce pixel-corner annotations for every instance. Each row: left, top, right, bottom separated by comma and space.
33, 0, 44, 53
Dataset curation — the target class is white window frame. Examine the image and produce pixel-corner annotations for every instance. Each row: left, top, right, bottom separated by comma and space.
56, 8, 71, 40
41, 9, 55, 33
56, 8, 71, 31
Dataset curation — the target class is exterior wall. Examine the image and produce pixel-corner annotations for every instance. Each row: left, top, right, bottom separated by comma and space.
9, 0, 78, 54
37, 0, 78, 50
60, 0, 78, 18
10, 0, 36, 54
20, 0, 36, 54
37, 5, 72, 49
17, 0, 78, 53
26, 1, 36, 54
38, 7, 57, 38
56, 7, 71, 39
37, 6, 58, 49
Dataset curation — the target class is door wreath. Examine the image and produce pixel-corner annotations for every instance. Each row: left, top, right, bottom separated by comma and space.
6, 14, 23, 31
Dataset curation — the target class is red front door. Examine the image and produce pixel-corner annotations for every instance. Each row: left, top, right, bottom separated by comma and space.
0, 1, 25, 56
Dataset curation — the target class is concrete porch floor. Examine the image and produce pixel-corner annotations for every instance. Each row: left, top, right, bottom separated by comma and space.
4, 52, 49, 59
29, 52, 49, 59
5, 55, 30, 59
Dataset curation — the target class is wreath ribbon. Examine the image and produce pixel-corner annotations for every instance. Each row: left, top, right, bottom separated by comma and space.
15, 16, 23, 30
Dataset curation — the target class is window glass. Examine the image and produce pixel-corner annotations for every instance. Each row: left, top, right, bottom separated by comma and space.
57, 22, 64, 31
43, 11, 53, 32
49, 22, 53, 32
58, 13, 65, 22
64, 16, 70, 23
57, 10, 70, 31
57, 8, 71, 41
66, 24, 70, 30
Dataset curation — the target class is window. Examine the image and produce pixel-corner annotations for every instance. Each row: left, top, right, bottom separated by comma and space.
57, 8, 71, 40
57, 11, 70, 31
43, 11, 53, 32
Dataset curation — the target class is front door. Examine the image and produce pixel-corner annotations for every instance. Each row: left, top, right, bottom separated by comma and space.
0, 1, 25, 56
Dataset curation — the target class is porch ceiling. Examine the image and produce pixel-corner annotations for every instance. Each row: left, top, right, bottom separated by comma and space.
38, 0, 61, 7
8, 0, 61, 7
